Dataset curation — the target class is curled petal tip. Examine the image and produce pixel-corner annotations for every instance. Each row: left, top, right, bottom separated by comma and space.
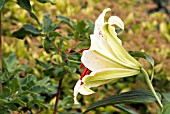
108, 16, 124, 30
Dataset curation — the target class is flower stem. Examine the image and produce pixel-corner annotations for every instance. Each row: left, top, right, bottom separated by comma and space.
0, 10, 2, 93
53, 78, 63, 114
141, 67, 163, 109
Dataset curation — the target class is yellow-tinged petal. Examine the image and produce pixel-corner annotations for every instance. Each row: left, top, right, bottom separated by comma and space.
83, 68, 140, 87
103, 23, 141, 68
81, 50, 124, 72
74, 80, 94, 104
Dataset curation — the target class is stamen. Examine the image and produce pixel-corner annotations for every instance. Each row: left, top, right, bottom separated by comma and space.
80, 67, 88, 80
80, 63, 84, 68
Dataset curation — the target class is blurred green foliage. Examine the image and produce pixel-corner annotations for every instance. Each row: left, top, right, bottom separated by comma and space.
0, 0, 170, 114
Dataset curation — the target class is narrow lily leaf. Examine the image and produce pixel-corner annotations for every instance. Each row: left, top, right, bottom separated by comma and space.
129, 51, 154, 81
83, 90, 161, 113
163, 102, 170, 114
114, 104, 138, 114
162, 92, 170, 102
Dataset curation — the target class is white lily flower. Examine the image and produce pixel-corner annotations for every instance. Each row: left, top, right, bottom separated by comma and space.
73, 8, 142, 104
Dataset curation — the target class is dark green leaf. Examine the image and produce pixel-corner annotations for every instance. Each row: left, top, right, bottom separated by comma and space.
17, 0, 31, 12
129, 51, 154, 80
76, 21, 86, 34
35, 59, 49, 69
11, 78, 20, 94
29, 12, 40, 25
9, 98, 26, 106
0, 0, 6, 9
12, 27, 31, 39
0, 86, 11, 98
20, 75, 36, 86
43, 38, 53, 51
23, 24, 41, 35
56, 15, 76, 30
84, 90, 161, 113
114, 104, 138, 114
49, 31, 62, 37
2, 55, 7, 71
37, 0, 55, 5
42, 14, 53, 33
6, 104, 18, 110
28, 85, 48, 93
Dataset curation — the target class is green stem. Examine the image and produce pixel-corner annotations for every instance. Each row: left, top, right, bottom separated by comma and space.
141, 67, 163, 109
67, 59, 81, 64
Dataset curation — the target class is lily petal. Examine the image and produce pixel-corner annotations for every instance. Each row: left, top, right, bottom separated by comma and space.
74, 80, 94, 104
83, 68, 140, 87
94, 8, 111, 36
103, 23, 141, 68
108, 16, 124, 30
81, 50, 126, 72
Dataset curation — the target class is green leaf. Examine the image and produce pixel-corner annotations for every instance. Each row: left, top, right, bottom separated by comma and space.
49, 31, 62, 37
129, 51, 154, 81
2, 55, 7, 71
84, 90, 161, 113
162, 92, 170, 102
35, 59, 49, 69
28, 85, 48, 93
23, 24, 41, 35
0, 99, 8, 104
11, 78, 20, 94
42, 14, 53, 33
17, 0, 31, 12
6, 53, 18, 72
29, 12, 40, 25
0, 0, 6, 9
56, 15, 76, 30
36, 77, 50, 85
114, 104, 138, 114
20, 75, 36, 86
76, 21, 86, 34
0, 87, 11, 98
9, 98, 26, 106
37, 0, 55, 5
12, 27, 31, 39
86, 19, 94, 34
6, 104, 18, 110
163, 102, 170, 114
